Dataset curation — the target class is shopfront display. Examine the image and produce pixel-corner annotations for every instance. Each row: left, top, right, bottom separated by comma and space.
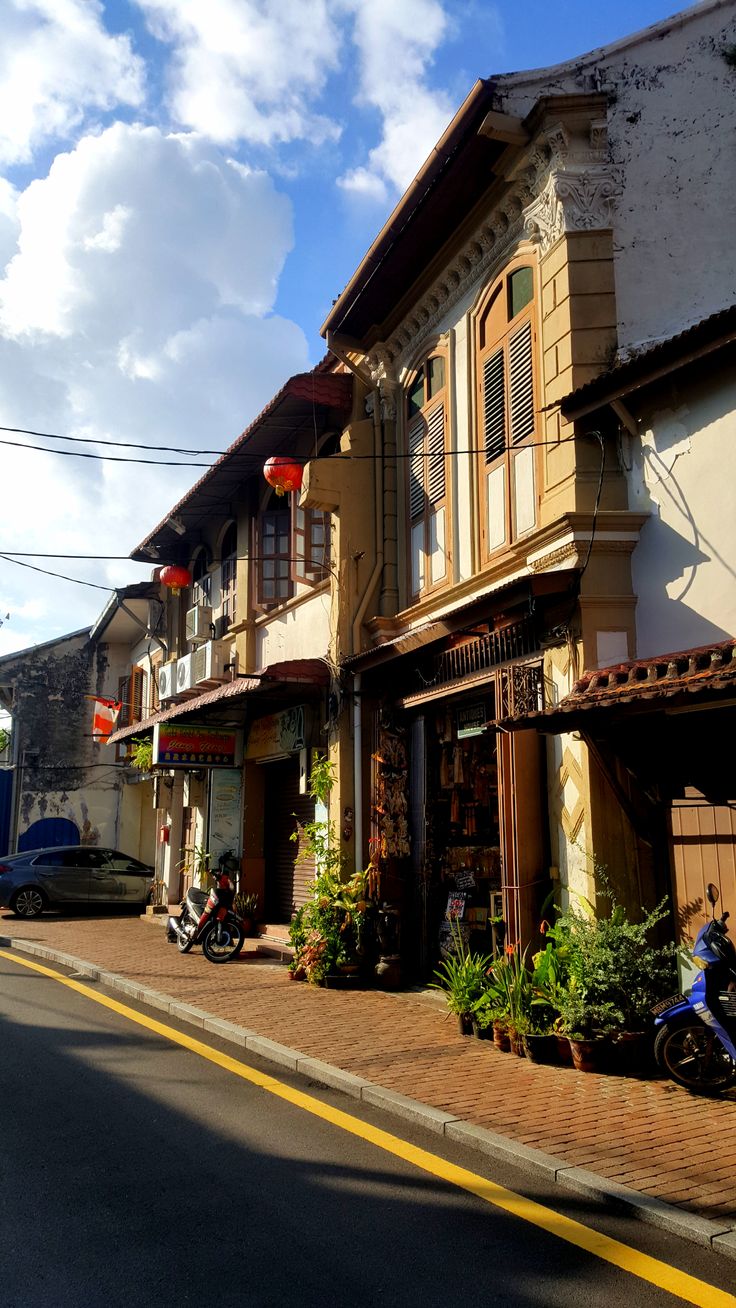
425, 696, 503, 961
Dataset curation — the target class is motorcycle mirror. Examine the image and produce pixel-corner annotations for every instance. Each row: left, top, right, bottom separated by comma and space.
706, 882, 720, 910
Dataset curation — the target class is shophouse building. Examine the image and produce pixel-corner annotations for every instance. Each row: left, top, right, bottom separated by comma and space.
308, 0, 736, 974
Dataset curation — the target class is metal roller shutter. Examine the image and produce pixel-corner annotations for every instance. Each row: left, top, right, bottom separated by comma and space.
263, 757, 315, 920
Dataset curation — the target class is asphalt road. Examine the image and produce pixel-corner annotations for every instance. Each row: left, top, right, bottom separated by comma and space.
0, 949, 734, 1308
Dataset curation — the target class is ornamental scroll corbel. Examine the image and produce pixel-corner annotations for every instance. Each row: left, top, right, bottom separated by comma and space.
523, 163, 623, 255
365, 346, 398, 421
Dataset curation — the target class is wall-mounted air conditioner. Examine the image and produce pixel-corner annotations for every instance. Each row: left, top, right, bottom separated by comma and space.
158, 661, 178, 701
185, 604, 213, 644
176, 652, 195, 693
193, 639, 228, 686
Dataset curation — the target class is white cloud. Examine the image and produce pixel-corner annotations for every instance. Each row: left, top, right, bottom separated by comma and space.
136, 0, 343, 147
338, 0, 455, 201
0, 122, 309, 648
0, 0, 145, 166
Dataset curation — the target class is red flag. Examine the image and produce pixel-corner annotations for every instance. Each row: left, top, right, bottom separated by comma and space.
93, 697, 122, 742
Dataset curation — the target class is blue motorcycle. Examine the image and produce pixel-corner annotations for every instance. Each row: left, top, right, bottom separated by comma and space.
653, 883, 736, 1094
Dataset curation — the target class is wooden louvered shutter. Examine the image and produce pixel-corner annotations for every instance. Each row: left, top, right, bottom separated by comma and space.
408, 416, 425, 519
426, 402, 445, 504
509, 320, 534, 444
483, 347, 506, 463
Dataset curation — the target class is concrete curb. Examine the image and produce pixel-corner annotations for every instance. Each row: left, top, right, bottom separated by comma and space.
4, 934, 735, 1261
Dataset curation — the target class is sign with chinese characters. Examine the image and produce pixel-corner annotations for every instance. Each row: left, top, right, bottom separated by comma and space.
153, 723, 240, 767
456, 702, 488, 739
246, 704, 309, 760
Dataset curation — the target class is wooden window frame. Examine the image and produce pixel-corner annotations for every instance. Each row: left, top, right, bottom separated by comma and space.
405, 350, 451, 602
219, 521, 238, 627
476, 261, 540, 564
292, 499, 331, 586
254, 507, 293, 611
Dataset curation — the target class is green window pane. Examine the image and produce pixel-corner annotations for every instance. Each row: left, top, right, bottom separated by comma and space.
407, 368, 425, 418
509, 267, 533, 318
427, 356, 445, 399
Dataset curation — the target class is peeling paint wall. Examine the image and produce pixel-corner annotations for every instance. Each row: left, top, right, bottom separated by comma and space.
497, 3, 736, 352
3, 632, 133, 852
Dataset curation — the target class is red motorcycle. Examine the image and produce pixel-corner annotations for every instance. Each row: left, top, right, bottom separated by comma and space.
167, 866, 244, 963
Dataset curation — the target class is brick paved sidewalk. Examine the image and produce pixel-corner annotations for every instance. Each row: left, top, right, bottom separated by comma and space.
3, 908, 736, 1232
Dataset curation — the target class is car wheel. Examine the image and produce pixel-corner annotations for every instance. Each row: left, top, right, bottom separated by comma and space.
11, 886, 47, 919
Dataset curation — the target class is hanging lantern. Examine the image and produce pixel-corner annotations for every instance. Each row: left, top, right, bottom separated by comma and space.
263, 455, 303, 497
159, 564, 192, 596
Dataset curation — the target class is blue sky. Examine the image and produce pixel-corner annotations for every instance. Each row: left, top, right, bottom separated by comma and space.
0, 0, 687, 657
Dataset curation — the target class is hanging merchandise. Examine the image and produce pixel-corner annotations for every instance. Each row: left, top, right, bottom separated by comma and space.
372, 727, 410, 859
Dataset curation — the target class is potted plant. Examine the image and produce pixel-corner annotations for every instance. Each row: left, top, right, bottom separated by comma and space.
430, 919, 493, 1034
130, 736, 153, 773
234, 891, 259, 937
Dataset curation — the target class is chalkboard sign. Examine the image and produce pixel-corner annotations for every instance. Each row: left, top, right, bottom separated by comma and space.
455, 869, 476, 890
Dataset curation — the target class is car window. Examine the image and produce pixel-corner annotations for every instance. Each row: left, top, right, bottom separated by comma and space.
104, 853, 150, 873
75, 850, 109, 868
31, 851, 68, 867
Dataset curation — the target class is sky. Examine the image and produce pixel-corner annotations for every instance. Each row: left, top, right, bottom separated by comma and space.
0, 0, 689, 662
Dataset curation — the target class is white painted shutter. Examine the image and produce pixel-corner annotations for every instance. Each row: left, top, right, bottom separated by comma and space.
426, 403, 445, 504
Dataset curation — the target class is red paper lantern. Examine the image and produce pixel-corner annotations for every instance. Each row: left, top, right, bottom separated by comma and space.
263, 455, 303, 496
160, 564, 192, 596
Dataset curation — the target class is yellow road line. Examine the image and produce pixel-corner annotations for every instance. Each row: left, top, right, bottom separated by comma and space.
2, 947, 734, 1308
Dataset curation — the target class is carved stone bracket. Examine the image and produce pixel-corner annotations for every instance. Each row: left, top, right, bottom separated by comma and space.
523, 163, 623, 255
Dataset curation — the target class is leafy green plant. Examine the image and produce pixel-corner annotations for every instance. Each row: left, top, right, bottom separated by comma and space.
234, 892, 258, 917
130, 736, 153, 772
288, 756, 377, 982
430, 919, 494, 1019
178, 843, 213, 887
544, 855, 677, 1035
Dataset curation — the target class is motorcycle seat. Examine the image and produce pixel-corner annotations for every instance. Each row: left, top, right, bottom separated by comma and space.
186, 887, 209, 913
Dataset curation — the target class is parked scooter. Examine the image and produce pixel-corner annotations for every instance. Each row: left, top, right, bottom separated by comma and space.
167, 862, 244, 964
653, 883, 736, 1093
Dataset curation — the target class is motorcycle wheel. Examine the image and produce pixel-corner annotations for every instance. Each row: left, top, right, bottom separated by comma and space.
202, 920, 244, 964
653, 1018, 736, 1094
176, 918, 195, 954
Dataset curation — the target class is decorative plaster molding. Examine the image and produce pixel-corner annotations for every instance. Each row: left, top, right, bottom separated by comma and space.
523, 164, 623, 255
380, 108, 620, 377
528, 541, 581, 573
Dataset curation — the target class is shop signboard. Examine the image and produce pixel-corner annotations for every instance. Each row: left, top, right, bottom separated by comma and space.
153, 723, 241, 767
208, 767, 243, 860
456, 702, 488, 739
246, 704, 309, 760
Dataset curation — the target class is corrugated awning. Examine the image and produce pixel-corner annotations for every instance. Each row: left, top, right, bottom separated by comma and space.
107, 677, 262, 745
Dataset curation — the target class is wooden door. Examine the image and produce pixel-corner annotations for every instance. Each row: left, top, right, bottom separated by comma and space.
670, 789, 736, 942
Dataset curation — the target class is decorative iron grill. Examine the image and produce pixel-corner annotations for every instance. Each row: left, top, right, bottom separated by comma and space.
498, 661, 545, 720
434, 618, 537, 685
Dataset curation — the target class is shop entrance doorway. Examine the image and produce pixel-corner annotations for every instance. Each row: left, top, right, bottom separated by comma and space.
263, 757, 315, 921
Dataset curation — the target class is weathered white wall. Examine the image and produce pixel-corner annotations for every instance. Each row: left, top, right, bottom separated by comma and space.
496, 2, 736, 353
628, 363, 736, 656
256, 592, 331, 668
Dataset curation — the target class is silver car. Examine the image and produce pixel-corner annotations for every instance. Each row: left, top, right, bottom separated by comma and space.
0, 847, 155, 918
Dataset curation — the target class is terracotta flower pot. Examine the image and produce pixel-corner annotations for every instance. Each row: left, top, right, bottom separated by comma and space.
508, 1028, 526, 1057
493, 1020, 511, 1052
568, 1036, 608, 1073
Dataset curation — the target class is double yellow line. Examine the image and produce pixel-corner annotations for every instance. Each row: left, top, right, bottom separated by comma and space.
2, 948, 734, 1308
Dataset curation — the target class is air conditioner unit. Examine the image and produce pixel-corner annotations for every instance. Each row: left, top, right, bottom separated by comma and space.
158, 661, 178, 702
176, 652, 196, 693
193, 639, 228, 686
185, 604, 213, 644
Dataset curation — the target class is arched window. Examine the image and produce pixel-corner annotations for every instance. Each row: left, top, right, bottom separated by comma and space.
405, 351, 449, 599
220, 522, 237, 627
477, 264, 538, 559
255, 490, 292, 609
191, 547, 212, 606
